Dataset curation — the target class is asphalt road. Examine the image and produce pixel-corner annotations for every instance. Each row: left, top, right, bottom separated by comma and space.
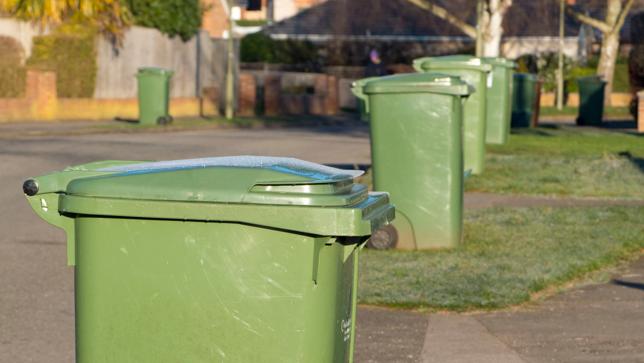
2, 125, 643, 363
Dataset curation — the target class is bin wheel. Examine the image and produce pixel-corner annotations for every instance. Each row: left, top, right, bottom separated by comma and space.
367, 225, 398, 250
157, 115, 173, 125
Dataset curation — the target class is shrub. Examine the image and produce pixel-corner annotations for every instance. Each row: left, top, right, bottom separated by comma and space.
0, 36, 26, 97
629, 45, 644, 118
125, 0, 204, 41
27, 33, 97, 98
240, 32, 321, 71
566, 66, 596, 93
240, 32, 276, 62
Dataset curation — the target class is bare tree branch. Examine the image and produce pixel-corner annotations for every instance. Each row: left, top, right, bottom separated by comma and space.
612, 0, 635, 33
405, 0, 478, 38
566, 7, 612, 33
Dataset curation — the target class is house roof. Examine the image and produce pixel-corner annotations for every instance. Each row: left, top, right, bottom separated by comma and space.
262, 0, 643, 41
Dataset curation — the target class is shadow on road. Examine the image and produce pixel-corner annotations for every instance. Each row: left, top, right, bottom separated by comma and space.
612, 279, 644, 291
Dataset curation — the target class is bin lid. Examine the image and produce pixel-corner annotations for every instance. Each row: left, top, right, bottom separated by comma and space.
63, 156, 367, 207
137, 67, 174, 76
481, 57, 516, 68
413, 55, 493, 72
577, 75, 606, 84
514, 72, 538, 81
363, 73, 471, 95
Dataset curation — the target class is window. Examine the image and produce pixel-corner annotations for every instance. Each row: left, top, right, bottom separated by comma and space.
247, 0, 261, 11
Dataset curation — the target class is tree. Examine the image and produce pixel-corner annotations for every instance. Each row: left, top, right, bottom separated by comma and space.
125, 0, 205, 41
0, 0, 131, 41
567, 0, 635, 103
405, 0, 513, 57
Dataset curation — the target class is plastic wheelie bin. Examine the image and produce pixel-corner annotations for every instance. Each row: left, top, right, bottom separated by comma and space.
23, 156, 394, 363
577, 76, 606, 126
413, 55, 492, 175
511, 73, 540, 128
355, 73, 471, 250
137, 67, 174, 125
481, 57, 516, 144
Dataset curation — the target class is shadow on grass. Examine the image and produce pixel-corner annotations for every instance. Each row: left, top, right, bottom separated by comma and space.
612, 279, 644, 291
510, 127, 556, 137
618, 151, 644, 174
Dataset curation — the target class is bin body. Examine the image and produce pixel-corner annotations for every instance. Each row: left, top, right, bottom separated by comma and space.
363, 73, 471, 249
137, 67, 173, 125
482, 57, 515, 144
413, 56, 492, 175
577, 76, 606, 126
24, 157, 394, 363
511, 73, 539, 128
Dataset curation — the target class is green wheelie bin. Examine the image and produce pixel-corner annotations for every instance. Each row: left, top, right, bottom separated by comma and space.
351, 77, 381, 121
137, 67, 174, 125
23, 156, 394, 363
356, 73, 471, 250
511, 73, 539, 128
577, 76, 606, 126
481, 57, 515, 144
413, 56, 492, 175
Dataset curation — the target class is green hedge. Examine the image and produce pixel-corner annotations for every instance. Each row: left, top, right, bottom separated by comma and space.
0, 36, 26, 97
126, 0, 204, 41
27, 34, 97, 98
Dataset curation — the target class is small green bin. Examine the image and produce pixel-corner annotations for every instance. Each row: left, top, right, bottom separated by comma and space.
137, 67, 174, 125
577, 76, 606, 126
481, 57, 515, 144
23, 156, 394, 363
356, 73, 471, 250
511, 73, 540, 128
413, 55, 492, 175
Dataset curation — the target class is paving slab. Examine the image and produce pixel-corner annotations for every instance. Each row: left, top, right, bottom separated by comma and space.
476, 257, 644, 363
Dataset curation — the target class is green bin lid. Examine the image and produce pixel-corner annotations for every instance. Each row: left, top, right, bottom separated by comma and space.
137, 67, 174, 76
363, 73, 471, 95
514, 73, 538, 81
481, 57, 516, 68
24, 157, 394, 264
63, 156, 367, 207
413, 55, 493, 72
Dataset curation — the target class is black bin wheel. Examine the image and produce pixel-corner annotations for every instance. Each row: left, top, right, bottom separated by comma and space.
367, 224, 398, 250
157, 115, 173, 125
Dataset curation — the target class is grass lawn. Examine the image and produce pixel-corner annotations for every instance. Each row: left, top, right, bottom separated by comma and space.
539, 106, 631, 118
465, 126, 644, 199
358, 206, 644, 310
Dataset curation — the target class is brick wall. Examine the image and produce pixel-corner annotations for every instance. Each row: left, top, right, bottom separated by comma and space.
238, 73, 257, 116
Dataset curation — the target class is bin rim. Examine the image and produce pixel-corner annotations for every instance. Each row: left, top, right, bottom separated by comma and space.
481, 57, 517, 68
363, 73, 472, 96
137, 67, 174, 76
413, 56, 493, 72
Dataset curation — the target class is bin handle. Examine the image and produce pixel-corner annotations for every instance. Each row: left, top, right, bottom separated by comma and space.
24, 182, 76, 266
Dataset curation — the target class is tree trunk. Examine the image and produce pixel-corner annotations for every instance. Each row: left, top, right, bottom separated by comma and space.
480, 0, 512, 57
597, 30, 620, 104
597, 0, 622, 106
482, 2, 506, 57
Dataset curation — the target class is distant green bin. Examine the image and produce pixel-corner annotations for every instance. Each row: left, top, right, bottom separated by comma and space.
481, 57, 515, 144
413, 55, 492, 175
137, 67, 174, 125
356, 73, 471, 250
23, 156, 394, 363
511, 73, 540, 128
577, 76, 606, 126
